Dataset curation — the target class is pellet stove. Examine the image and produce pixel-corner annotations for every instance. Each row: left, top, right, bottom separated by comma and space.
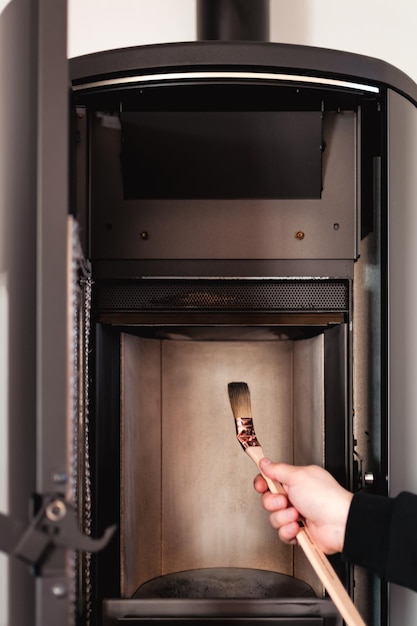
3, 1, 417, 626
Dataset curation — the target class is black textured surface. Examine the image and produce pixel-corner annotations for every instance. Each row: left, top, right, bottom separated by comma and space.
134, 567, 316, 599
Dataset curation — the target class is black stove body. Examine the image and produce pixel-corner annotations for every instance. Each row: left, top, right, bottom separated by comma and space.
68, 38, 414, 626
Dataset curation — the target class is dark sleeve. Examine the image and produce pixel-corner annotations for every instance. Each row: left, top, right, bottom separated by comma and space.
342, 490, 417, 592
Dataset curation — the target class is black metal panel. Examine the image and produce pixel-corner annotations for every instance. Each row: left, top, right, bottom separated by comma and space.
324, 324, 349, 486
91, 325, 122, 626
359, 100, 383, 239
117, 617, 324, 626
92, 259, 355, 281
323, 324, 350, 590
102, 599, 339, 625
70, 41, 417, 107
120, 111, 322, 200
96, 279, 349, 314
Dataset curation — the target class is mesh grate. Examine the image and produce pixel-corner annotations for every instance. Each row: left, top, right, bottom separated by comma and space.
97, 279, 349, 312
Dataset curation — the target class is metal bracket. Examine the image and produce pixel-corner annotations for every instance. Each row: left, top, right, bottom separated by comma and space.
353, 449, 375, 490
0, 495, 116, 569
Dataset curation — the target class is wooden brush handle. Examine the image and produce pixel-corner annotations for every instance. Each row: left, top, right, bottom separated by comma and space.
246, 445, 366, 626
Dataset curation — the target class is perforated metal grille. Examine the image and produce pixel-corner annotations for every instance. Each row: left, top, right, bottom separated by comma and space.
97, 279, 349, 312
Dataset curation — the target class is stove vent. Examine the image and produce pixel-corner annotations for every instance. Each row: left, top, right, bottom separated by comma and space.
96, 279, 349, 313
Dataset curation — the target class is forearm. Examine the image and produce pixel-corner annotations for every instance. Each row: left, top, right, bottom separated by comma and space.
343, 491, 417, 592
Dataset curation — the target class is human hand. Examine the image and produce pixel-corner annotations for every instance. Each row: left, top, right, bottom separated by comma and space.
254, 459, 353, 555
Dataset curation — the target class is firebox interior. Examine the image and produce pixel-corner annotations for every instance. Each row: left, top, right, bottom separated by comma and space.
119, 321, 347, 599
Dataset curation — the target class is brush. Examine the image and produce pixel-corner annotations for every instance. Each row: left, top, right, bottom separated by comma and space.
227, 381, 366, 626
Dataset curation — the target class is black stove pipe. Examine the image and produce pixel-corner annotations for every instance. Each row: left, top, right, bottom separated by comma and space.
196, 0, 270, 41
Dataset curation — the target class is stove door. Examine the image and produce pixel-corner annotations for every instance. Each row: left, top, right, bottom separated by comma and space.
34, 0, 73, 622
1, 0, 74, 625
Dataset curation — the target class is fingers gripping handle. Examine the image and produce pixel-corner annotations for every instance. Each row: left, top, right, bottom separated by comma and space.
246, 446, 287, 496
246, 446, 366, 626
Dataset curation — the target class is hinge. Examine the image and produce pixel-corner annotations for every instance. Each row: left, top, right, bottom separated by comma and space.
0, 494, 116, 572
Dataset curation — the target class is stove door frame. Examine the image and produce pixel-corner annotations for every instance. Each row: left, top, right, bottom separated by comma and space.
35, 0, 72, 623
2, 0, 72, 624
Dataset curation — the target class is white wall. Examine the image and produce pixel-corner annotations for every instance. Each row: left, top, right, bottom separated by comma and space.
67, 0, 196, 58
68, 0, 417, 85
269, 0, 417, 84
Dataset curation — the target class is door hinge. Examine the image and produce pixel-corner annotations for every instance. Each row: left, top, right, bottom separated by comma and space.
0, 494, 116, 572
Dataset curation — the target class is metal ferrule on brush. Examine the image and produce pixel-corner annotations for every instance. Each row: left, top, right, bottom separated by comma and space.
235, 417, 260, 449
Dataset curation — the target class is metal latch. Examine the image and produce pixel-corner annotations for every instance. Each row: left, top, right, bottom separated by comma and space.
0, 494, 116, 569
353, 449, 375, 490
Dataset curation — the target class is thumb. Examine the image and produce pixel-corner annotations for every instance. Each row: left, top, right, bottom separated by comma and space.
259, 458, 295, 485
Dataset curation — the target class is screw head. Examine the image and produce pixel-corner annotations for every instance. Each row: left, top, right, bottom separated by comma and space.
51, 583, 68, 598
51, 472, 67, 485
45, 499, 67, 522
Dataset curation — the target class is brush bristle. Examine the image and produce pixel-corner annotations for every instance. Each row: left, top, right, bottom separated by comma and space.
228, 382, 252, 419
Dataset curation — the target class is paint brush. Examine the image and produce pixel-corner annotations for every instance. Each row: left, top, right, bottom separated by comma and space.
227, 381, 366, 626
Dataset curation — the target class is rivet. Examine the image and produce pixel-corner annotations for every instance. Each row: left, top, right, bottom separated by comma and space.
333, 223, 340, 231
51, 583, 68, 598
140, 231, 150, 240
51, 472, 67, 485
295, 231, 305, 240
45, 500, 67, 522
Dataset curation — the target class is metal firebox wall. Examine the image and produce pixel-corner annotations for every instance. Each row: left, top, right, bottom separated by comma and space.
120, 333, 326, 598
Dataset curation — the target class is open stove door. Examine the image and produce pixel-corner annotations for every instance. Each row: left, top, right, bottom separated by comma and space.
34, 0, 74, 620
1, 0, 71, 624
1, 1, 114, 624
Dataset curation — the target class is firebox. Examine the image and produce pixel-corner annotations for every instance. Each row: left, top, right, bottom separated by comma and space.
19, 3, 417, 626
